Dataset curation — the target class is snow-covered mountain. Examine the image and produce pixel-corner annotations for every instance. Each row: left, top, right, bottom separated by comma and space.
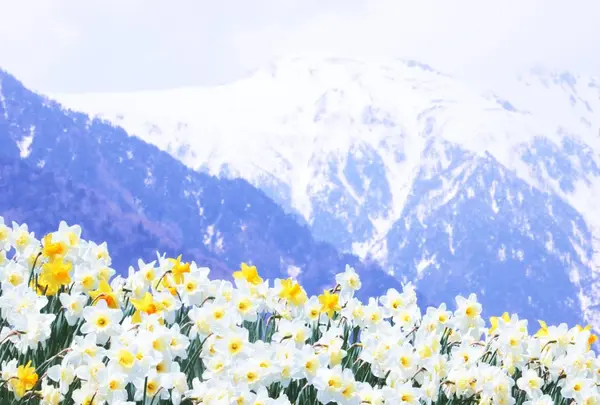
54, 57, 600, 328
0, 66, 407, 303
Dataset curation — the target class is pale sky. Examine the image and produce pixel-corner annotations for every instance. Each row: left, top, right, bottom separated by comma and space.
0, 0, 599, 93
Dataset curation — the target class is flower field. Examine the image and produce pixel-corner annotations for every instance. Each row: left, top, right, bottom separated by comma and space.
0, 218, 599, 405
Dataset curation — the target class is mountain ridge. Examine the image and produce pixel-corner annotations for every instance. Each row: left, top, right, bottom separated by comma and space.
0, 155, 234, 277
0, 66, 407, 302
51, 57, 600, 328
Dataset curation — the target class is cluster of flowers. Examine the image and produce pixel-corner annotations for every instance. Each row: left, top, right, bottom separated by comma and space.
0, 217, 599, 405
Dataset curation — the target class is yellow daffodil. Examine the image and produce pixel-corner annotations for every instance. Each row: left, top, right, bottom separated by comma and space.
576, 324, 599, 351
10, 361, 38, 399
41, 234, 68, 260
38, 257, 73, 296
233, 262, 263, 286
130, 292, 164, 324
279, 278, 308, 306
489, 312, 510, 334
88, 279, 119, 309
534, 320, 549, 338
318, 289, 341, 318
168, 255, 191, 284
158, 274, 178, 296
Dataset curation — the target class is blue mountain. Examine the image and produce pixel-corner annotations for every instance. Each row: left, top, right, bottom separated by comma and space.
52, 57, 600, 329
0, 156, 232, 276
0, 68, 407, 302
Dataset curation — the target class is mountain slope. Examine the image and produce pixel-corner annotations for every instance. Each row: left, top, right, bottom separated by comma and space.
0, 156, 232, 277
0, 67, 405, 301
53, 57, 600, 328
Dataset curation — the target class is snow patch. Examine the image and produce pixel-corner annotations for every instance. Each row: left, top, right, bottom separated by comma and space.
144, 168, 154, 186
0, 78, 6, 119
498, 245, 506, 262
545, 231, 555, 253
445, 222, 455, 255
203, 225, 215, 247
17, 126, 36, 158
489, 180, 499, 214
512, 249, 525, 261
415, 252, 437, 277
287, 265, 302, 279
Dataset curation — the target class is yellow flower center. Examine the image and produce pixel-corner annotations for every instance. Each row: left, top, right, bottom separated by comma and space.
146, 381, 159, 395
401, 394, 414, 403
238, 299, 250, 312
342, 385, 354, 398
16, 234, 29, 248
84, 347, 97, 357
228, 338, 243, 355
0, 227, 7, 241
328, 378, 342, 389
8, 273, 23, 286
95, 316, 108, 328
465, 305, 478, 317
118, 350, 135, 369
246, 371, 258, 383
81, 275, 95, 290
156, 361, 167, 373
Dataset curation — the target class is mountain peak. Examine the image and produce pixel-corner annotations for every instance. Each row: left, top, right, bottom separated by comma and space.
0, 66, 410, 303
48, 57, 600, 327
